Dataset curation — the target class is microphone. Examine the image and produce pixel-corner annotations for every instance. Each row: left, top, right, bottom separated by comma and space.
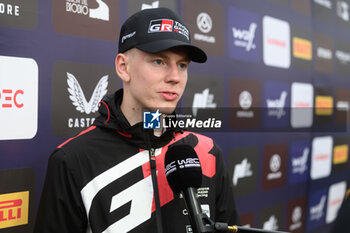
164, 144, 290, 233
165, 144, 211, 233
164, 144, 202, 193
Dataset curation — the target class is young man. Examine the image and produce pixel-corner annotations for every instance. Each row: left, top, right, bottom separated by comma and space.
35, 8, 239, 233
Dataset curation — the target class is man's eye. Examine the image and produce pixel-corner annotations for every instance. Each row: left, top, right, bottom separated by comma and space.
154, 59, 163, 65
179, 63, 188, 69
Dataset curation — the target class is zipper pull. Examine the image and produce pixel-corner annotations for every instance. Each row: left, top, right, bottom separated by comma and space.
150, 148, 155, 157
150, 148, 156, 169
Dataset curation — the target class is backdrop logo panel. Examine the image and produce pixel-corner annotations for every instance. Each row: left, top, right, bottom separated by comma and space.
52, 62, 120, 137
335, 89, 350, 125
306, 188, 328, 230
291, 0, 311, 15
311, 136, 333, 180
0, 56, 38, 140
314, 87, 333, 126
0, 0, 37, 28
0, 191, 29, 229
228, 7, 261, 62
288, 140, 310, 184
263, 81, 290, 128
0, 168, 35, 233
263, 16, 290, 69
182, 74, 223, 121
262, 144, 287, 190
292, 27, 313, 71
314, 34, 334, 74
227, 147, 259, 197
258, 203, 285, 231
315, 95, 333, 116
335, 0, 350, 27
332, 137, 349, 171
287, 196, 307, 233
52, 0, 119, 40
293, 37, 312, 60
183, 0, 224, 56
229, 79, 261, 129
313, 0, 334, 22
127, 0, 177, 16
326, 181, 346, 223
335, 39, 350, 77
290, 82, 314, 128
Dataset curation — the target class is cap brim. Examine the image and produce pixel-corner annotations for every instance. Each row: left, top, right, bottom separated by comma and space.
136, 39, 207, 63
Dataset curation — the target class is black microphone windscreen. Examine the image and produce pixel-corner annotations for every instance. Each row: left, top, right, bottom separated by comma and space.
164, 144, 202, 193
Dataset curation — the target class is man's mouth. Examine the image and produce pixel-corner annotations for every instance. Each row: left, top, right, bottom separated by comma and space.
160, 91, 178, 100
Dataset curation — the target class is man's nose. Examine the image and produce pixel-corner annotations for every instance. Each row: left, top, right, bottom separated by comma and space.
165, 63, 181, 83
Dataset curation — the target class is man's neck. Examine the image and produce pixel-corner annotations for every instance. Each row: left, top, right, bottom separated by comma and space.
120, 101, 142, 126
120, 101, 164, 136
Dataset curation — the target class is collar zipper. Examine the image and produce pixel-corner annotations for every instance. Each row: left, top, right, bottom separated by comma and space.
150, 148, 156, 169
148, 147, 164, 233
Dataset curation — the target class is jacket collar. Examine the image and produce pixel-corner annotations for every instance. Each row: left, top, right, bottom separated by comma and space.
93, 89, 182, 149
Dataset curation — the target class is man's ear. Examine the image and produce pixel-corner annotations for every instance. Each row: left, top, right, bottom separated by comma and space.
115, 53, 131, 83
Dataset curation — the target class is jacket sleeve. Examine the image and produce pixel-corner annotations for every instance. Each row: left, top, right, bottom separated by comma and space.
214, 143, 240, 226
34, 149, 87, 233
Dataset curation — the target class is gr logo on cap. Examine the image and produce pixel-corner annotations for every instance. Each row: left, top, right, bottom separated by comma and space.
118, 8, 207, 63
149, 19, 174, 32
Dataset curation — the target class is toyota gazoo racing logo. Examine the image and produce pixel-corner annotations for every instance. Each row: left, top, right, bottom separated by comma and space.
148, 19, 190, 40
148, 19, 174, 32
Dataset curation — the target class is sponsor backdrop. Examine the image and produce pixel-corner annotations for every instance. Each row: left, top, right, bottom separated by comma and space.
0, 0, 350, 232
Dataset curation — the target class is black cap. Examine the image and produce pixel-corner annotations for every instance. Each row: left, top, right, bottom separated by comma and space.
118, 8, 207, 63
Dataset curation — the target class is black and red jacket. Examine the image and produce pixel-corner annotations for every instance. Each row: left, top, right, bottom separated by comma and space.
34, 89, 239, 233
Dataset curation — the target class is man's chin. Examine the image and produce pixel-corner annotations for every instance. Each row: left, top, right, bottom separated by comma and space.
146, 106, 176, 114
161, 109, 176, 115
